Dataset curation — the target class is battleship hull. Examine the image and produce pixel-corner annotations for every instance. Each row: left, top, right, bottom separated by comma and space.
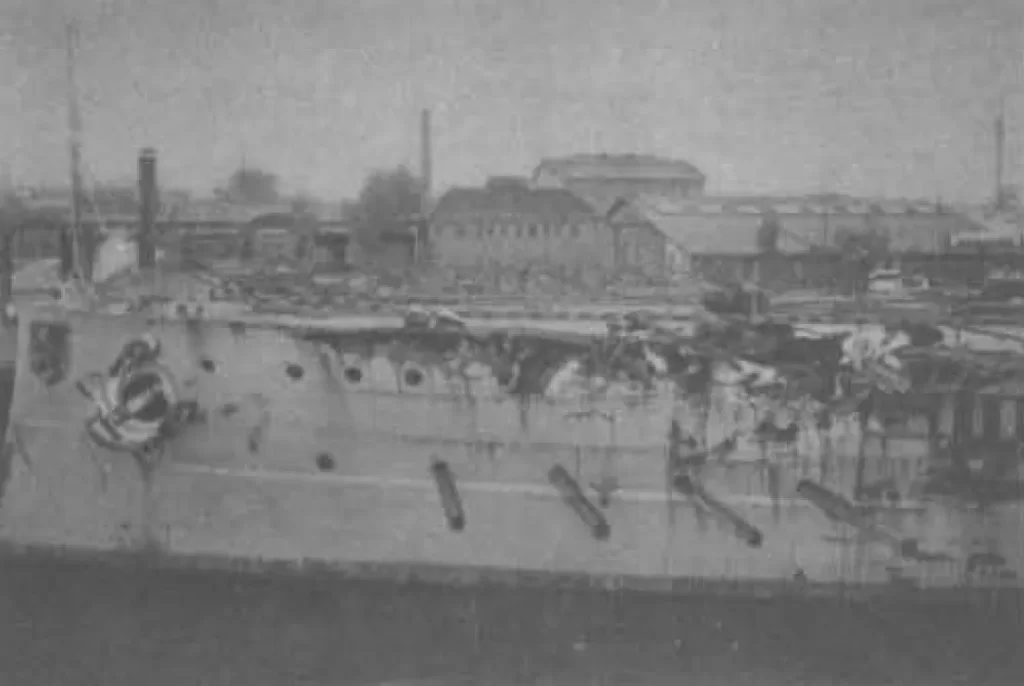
1, 306, 1023, 595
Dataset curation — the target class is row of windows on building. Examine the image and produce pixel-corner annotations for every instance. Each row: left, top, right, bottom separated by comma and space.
435, 221, 598, 240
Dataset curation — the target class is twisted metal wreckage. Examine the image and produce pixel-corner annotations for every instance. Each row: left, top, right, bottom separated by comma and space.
19, 304, 1023, 582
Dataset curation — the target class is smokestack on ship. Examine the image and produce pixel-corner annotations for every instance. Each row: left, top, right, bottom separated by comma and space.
138, 147, 157, 270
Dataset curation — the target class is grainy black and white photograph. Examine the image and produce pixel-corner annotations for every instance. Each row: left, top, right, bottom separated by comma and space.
1, 0, 1024, 684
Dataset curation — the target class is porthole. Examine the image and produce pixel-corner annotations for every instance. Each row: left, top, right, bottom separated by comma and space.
315, 452, 336, 472
403, 367, 425, 387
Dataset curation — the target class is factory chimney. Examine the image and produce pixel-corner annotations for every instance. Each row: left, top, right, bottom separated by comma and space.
138, 148, 158, 269
420, 109, 432, 203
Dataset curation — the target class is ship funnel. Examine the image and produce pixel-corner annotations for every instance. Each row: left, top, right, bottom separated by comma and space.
138, 147, 157, 269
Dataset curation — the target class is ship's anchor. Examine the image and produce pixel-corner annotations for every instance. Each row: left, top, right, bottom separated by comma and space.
77, 335, 199, 464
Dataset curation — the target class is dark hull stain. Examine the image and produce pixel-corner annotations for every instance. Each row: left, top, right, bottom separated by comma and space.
1, 552, 1022, 686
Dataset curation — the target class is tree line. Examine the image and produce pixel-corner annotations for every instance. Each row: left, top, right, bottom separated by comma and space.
219, 165, 424, 253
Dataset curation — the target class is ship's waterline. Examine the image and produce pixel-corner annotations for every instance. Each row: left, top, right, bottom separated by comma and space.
0, 308, 1022, 591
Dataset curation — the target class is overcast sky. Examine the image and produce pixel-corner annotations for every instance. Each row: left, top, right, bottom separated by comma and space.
1, 0, 1021, 202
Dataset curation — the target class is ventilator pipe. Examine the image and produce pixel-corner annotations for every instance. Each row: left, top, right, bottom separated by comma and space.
430, 458, 465, 531
548, 464, 610, 541
687, 477, 763, 548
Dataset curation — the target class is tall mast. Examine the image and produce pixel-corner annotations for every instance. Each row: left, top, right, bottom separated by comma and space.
995, 92, 1006, 212
64, 19, 86, 282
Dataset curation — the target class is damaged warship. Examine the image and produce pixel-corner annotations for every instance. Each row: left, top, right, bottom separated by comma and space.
2, 149, 1024, 601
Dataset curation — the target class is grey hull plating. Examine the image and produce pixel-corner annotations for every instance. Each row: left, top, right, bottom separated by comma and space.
1, 308, 1023, 593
